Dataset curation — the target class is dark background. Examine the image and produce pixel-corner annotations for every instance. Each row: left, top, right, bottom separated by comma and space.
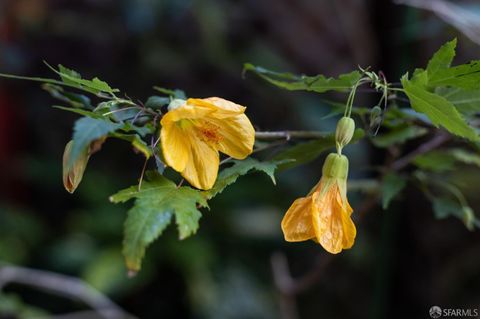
1, 0, 480, 318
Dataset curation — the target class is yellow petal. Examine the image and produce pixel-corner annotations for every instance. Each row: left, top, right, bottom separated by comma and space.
339, 196, 356, 249
161, 123, 190, 172
214, 114, 255, 159
161, 102, 215, 124
188, 97, 245, 118
281, 196, 315, 242
311, 184, 347, 254
181, 134, 219, 190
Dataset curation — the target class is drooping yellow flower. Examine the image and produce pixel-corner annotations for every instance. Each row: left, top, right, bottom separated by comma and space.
160, 97, 255, 190
281, 153, 356, 253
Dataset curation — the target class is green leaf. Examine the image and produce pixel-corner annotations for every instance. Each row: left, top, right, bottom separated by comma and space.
413, 151, 456, 172
119, 122, 153, 137
45, 63, 119, 94
42, 84, 92, 109
58, 64, 82, 85
401, 74, 478, 141
110, 173, 207, 272
432, 197, 476, 230
52, 105, 100, 118
372, 125, 427, 148
449, 148, 480, 167
273, 129, 365, 170
436, 87, 480, 115
428, 60, 480, 90
70, 117, 122, 165
381, 173, 407, 209
203, 158, 285, 200
243, 63, 361, 93
426, 38, 457, 78
145, 96, 170, 109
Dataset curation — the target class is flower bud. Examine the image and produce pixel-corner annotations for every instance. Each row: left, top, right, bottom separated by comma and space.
168, 99, 186, 111
322, 153, 349, 179
63, 140, 89, 194
335, 116, 355, 152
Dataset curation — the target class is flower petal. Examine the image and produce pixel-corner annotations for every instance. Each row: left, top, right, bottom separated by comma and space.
338, 194, 356, 248
161, 123, 190, 172
214, 114, 255, 159
161, 103, 215, 124
182, 134, 219, 190
281, 196, 315, 242
311, 184, 345, 254
188, 97, 245, 118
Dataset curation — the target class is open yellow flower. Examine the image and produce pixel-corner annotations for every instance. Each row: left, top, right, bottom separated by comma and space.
281, 153, 356, 254
160, 97, 255, 190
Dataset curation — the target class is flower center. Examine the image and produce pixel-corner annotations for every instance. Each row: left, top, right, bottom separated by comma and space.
197, 121, 222, 145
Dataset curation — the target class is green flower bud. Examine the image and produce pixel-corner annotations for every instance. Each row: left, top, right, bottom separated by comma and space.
168, 98, 186, 111
322, 153, 349, 180
335, 116, 355, 152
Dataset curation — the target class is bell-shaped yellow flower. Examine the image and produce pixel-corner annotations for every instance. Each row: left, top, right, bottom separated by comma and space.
281, 153, 356, 254
160, 97, 255, 190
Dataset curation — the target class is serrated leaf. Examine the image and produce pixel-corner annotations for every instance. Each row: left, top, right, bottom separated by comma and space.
372, 125, 427, 148
46, 62, 119, 94
70, 117, 122, 166
401, 74, 478, 141
381, 172, 407, 209
413, 151, 456, 172
429, 60, 480, 90
110, 173, 207, 271
273, 129, 365, 170
203, 158, 284, 200
426, 39, 457, 78
58, 65, 82, 85
436, 87, 480, 115
243, 63, 361, 93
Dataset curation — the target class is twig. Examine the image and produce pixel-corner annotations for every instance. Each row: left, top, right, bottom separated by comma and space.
271, 253, 299, 319
391, 131, 450, 170
0, 265, 136, 319
255, 131, 330, 140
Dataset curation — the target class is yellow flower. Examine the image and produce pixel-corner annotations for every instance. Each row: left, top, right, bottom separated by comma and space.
281, 153, 356, 253
160, 97, 255, 190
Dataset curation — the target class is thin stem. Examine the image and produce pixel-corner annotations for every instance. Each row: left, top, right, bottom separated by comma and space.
255, 131, 330, 140
137, 157, 149, 191
391, 131, 450, 171
101, 106, 138, 116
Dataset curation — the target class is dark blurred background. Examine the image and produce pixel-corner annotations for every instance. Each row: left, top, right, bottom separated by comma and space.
1, 0, 480, 318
